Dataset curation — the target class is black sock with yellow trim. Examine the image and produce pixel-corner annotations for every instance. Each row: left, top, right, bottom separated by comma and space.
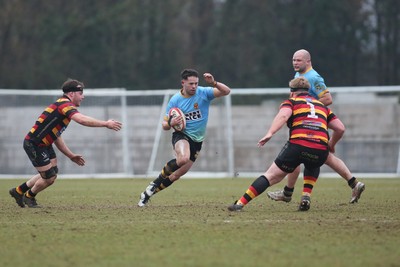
158, 178, 173, 192
26, 189, 37, 198
153, 159, 180, 187
16, 183, 30, 195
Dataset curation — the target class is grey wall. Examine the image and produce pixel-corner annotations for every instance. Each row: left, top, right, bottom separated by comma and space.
1, 92, 399, 177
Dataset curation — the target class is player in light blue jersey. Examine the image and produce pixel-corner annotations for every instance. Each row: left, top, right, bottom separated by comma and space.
267, 49, 365, 206
166, 85, 214, 143
295, 68, 329, 101
293, 50, 332, 105
138, 69, 231, 207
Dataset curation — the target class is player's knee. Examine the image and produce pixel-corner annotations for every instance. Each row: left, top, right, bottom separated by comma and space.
166, 159, 179, 172
176, 157, 190, 167
40, 167, 57, 180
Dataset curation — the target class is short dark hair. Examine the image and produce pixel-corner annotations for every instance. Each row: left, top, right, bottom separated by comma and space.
62, 79, 84, 93
180, 69, 199, 80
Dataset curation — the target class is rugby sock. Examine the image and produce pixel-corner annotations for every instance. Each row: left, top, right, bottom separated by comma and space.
163, 159, 179, 176
302, 175, 318, 196
16, 183, 30, 195
347, 177, 358, 189
153, 159, 180, 192
157, 178, 173, 192
283, 186, 294, 198
237, 175, 270, 206
25, 190, 37, 198
152, 175, 165, 189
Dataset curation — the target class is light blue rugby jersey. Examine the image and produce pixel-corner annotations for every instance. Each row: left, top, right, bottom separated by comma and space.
166, 86, 215, 142
295, 68, 328, 99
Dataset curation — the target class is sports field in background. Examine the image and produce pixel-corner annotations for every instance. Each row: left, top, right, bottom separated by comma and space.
1, 178, 399, 267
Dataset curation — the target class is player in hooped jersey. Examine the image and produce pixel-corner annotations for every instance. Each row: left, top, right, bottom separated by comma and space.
267, 49, 365, 206
9, 79, 122, 208
228, 77, 345, 211
138, 69, 231, 207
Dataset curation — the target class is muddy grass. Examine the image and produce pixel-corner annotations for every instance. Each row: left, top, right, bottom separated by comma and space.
1, 178, 399, 267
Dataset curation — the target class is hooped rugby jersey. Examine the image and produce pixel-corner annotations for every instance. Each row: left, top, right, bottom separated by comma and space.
280, 93, 337, 150
165, 86, 215, 142
25, 96, 79, 146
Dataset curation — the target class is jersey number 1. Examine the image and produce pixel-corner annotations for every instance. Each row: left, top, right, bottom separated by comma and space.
306, 102, 319, 119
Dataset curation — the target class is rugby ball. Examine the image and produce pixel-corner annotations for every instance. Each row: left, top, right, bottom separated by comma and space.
168, 107, 186, 131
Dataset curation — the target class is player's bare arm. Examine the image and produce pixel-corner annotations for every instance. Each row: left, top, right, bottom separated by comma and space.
71, 113, 122, 131
162, 115, 184, 131
258, 108, 292, 147
327, 118, 345, 153
54, 137, 85, 166
203, 73, 231, 97
319, 91, 333, 106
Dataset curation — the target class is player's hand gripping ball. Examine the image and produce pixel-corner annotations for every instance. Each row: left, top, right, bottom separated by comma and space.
168, 108, 186, 131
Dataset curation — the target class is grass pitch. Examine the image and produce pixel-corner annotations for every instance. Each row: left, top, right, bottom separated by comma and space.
1, 177, 399, 267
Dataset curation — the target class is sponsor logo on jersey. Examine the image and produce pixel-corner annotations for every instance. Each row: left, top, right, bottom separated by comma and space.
185, 110, 202, 121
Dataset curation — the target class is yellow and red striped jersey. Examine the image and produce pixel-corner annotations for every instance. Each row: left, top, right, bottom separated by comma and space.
25, 96, 79, 146
280, 93, 337, 150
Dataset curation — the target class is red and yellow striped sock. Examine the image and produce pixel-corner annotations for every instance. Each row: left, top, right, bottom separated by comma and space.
237, 175, 270, 206
302, 175, 318, 196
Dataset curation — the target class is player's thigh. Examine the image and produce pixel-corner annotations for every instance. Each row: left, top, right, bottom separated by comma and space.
274, 142, 301, 173
302, 147, 328, 169
24, 140, 57, 169
174, 139, 191, 161
264, 162, 288, 185
324, 152, 343, 168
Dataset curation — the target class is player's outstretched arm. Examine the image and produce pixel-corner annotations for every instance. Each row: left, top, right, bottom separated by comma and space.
258, 108, 291, 147
71, 113, 122, 131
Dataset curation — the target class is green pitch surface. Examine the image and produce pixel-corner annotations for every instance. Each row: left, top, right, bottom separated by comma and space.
1, 178, 399, 267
